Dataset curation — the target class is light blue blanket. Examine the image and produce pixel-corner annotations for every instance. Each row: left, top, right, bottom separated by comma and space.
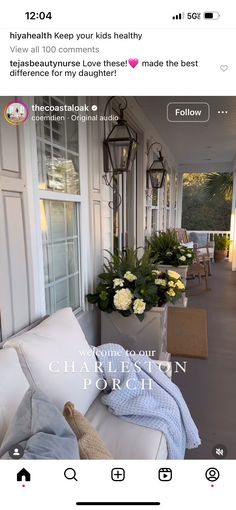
95, 344, 201, 459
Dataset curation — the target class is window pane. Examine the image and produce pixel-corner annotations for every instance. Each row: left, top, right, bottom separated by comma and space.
53, 243, 67, 280
152, 189, 158, 207
166, 174, 170, 207
152, 209, 158, 232
43, 245, 53, 284
36, 96, 80, 194
66, 153, 80, 194
69, 275, 79, 310
51, 201, 66, 240
66, 202, 77, 236
37, 141, 52, 191
55, 280, 69, 309
41, 200, 81, 314
68, 240, 78, 274
51, 98, 66, 146
66, 97, 79, 153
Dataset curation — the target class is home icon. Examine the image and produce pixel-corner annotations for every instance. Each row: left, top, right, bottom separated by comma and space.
17, 468, 31, 482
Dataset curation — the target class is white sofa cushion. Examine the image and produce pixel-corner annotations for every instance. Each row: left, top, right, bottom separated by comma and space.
85, 395, 167, 460
3, 308, 100, 415
0, 348, 29, 445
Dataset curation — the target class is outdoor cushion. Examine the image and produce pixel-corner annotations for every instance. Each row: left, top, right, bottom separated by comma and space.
0, 387, 79, 459
0, 348, 29, 446
85, 395, 168, 460
189, 232, 208, 248
3, 308, 100, 414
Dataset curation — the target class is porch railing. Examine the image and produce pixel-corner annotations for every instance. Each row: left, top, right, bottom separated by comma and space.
187, 230, 231, 242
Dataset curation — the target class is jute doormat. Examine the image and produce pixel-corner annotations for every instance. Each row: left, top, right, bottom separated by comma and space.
167, 307, 208, 359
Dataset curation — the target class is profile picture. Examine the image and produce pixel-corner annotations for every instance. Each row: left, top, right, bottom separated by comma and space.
4, 100, 28, 125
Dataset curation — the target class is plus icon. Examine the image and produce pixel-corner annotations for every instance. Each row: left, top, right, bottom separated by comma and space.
111, 468, 125, 482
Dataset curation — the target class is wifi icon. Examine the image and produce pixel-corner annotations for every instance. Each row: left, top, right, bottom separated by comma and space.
172, 12, 184, 20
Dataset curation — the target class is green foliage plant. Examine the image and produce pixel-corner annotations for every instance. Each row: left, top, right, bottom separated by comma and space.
148, 230, 195, 267
87, 248, 186, 321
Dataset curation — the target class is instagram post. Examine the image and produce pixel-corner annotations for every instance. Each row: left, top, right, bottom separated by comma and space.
0, 95, 235, 463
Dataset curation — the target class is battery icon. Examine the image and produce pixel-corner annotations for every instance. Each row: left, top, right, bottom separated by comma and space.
204, 11, 220, 19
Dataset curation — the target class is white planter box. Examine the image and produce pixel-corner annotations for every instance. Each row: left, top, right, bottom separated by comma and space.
101, 305, 168, 360
158, 264, 188, 308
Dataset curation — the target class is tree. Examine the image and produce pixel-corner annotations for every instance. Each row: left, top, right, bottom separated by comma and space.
182, 173, 231, 231
205, 173, 233, 201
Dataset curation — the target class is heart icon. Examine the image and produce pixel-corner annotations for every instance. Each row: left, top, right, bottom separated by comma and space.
220, 65, 228, 72
128, 58, 139, 69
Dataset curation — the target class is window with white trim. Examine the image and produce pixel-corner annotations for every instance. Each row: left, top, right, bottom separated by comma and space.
35, 96, 81, 314
113, 127, 138, 251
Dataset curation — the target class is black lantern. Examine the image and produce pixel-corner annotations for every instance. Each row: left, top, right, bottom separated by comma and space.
147, 143, 167, 189
103, 98, 138, 174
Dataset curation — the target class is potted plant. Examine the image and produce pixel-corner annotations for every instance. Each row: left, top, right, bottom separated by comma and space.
147, 229, 195, 283
87, 249, 185, 359
214, 234, 230, 262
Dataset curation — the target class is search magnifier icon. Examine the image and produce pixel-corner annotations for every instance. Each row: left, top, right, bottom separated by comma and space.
64, 468, 78, 481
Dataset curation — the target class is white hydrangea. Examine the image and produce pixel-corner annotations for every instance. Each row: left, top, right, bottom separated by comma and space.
113, 278, 124, 288
152, 269, 161, 276
167, 289, 176, 297
187, 253, 192, 258
175, 280, 185, 290
179, 255, 186, 262
167, 270, 180, 280
155, 278, 166, 286
133, 298, 146, 315
124, 271, 137, 282
114, 288, 133, 311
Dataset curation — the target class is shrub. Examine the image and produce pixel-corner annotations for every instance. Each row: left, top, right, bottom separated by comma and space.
148, 230, 195, 267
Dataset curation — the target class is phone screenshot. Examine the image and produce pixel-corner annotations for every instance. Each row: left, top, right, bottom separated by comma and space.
0, 1, 235, 509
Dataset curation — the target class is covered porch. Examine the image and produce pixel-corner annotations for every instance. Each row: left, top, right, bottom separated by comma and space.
173, 260, 236, 458
138, 96, 236, 272
138, 96, 236, 458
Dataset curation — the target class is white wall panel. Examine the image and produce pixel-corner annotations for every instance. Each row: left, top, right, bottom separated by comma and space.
0, 97, 32, 339
0, 127, 20, 175
0, 97, 20, 175
3, 192, 30, 333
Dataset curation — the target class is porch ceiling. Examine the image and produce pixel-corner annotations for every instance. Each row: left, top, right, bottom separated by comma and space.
137, 96, 236, 173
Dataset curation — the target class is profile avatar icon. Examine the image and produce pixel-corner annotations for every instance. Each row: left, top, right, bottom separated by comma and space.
8, 444, 25, 459
4, 101, 28, 126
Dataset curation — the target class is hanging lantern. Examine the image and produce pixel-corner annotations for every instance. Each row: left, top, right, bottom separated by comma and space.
147, 149, 167, 189
104, 101, 138, 174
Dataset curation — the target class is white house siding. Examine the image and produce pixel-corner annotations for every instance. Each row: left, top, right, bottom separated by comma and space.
0, 97, 41, 339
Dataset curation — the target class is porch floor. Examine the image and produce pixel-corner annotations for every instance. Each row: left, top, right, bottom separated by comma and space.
172, 260, 236, 459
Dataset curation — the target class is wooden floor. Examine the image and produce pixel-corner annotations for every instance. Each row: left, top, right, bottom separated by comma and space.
172, 260, 236, 459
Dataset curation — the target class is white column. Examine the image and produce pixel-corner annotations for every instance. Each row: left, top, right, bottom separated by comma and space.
169, 170, 176, 228
144, 138, 152, 239
231, 171, 236, 270
176, 173, 183, 228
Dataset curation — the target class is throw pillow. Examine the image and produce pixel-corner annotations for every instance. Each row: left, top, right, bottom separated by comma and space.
0, 387, 80, 459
